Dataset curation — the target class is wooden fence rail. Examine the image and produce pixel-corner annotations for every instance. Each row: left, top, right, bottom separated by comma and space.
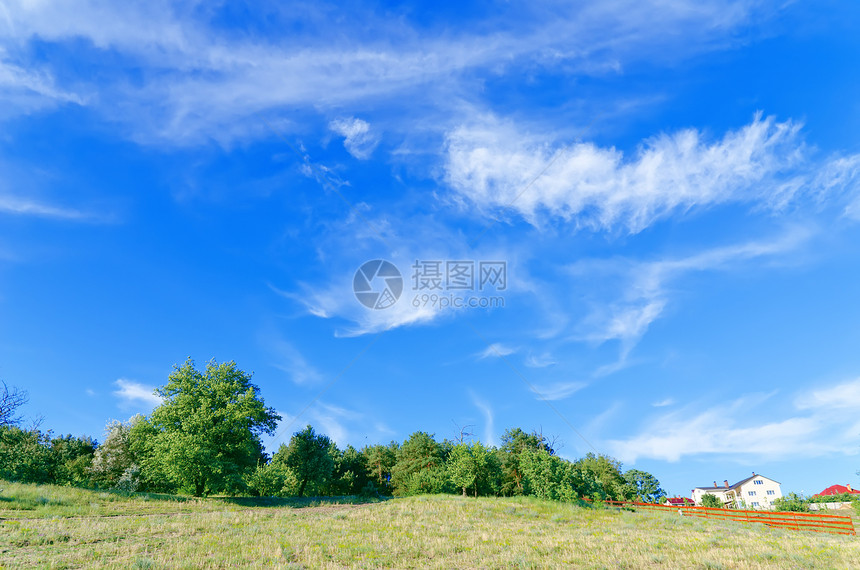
602, 500, 855, 536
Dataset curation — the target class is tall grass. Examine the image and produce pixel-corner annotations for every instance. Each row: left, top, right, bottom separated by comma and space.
3, 482, 860, 568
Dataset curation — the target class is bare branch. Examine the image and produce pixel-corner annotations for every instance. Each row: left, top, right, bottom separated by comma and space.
0, 380, 29, 427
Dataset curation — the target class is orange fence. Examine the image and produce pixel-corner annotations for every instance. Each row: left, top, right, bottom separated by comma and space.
603, 500, 855, 536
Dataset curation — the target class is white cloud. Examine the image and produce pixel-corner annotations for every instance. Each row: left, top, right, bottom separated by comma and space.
470, 391, 497, 447
0, 194, 90, 220
608, 378, 860, 463
0, 53, 84, 117
525, 352, 556, 368
569, 228, 811, 363
476, 343, 517, 359
329, 117, 379, 159
652, 398, 675, 407
265, 336, 323, 385
112, 379, 162, 408
270, 401, 382, 448
445, 113, 812, 233
797, 378, 860, 411
0, 0, 778, 143
532, 380, 588, 402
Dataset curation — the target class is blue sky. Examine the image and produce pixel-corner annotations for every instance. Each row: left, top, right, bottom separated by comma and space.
2, 0, 860, 498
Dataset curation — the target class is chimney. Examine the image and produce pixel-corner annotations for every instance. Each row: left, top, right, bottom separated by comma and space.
848, 484, 853, 492
752, 472, 755, 476
713, 481, 718, 488
724, 480, 729, 488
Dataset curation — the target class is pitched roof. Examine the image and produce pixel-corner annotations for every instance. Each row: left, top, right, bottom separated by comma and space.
733, 474, 780, 487
814, 484, 860, 497
693, 474, 781, 492
666, 497, 694, 505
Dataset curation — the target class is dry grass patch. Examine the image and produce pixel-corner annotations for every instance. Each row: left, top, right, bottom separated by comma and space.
2, 485, 860, 568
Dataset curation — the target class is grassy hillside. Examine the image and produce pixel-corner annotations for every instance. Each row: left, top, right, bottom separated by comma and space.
2, 482, 859, 568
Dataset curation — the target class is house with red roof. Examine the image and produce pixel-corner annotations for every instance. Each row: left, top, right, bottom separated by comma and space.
813, 484, 860, 497
664, 497, 694, 506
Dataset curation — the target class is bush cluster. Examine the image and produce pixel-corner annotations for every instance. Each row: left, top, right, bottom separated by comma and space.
0, 360, 665, 505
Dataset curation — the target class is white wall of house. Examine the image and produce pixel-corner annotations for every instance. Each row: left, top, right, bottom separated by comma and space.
692, 475, 782, 509
736, 476, 782, 509
691, 487, 734, 506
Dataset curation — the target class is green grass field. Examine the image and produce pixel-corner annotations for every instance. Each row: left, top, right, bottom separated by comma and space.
2, 481, 859, 568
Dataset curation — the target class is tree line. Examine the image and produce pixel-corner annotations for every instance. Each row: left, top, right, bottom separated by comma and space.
0, 360, 665, 504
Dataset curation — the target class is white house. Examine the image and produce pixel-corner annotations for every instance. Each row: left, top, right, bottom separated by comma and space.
692, 473, 782, 509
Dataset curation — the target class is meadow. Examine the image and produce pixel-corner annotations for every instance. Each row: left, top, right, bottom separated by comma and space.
2, 481, 860, 568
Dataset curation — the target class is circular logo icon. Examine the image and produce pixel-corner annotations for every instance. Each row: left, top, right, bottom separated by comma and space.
353, 260, 403, 310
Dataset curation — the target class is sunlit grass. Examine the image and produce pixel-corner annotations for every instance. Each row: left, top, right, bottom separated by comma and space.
2, 482, 860, 568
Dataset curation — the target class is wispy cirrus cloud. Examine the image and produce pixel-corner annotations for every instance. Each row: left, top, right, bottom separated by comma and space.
470, 391, 497, 447
566, 228, 812, 368
608, 377, 860, 463
476, 343, 517, 359
264, 335, 324, 385
0, 194, 90, 220
0, 0, 780, 143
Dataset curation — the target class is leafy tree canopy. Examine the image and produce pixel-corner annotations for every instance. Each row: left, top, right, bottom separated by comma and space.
145, 359, 280, 496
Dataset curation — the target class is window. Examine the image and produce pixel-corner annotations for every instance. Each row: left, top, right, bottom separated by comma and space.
767, 490, 775, 495
754, 480, 764, 485
748, 491, 756, 496
751, 502, 760, 507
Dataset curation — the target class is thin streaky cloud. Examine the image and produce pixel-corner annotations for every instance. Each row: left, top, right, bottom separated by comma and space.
0, 195, 89, 220
476, 343, 517, 359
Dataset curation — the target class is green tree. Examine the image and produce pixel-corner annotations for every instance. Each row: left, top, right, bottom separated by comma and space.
0, 426, 53, 483
448, 441, 496, 497
90, 417, 140, 488
279, 425, 334, 497
145, 359, 280, 496
49, 433, 96, 486
773, 492, 810, 512
701, 493, 723, 508
623, 469, 666, 503
326, 444, 371, 496
391, 431, 445, 496
497, 428, 554, 496
364, 442, 397, 495
573, 453, 629, 500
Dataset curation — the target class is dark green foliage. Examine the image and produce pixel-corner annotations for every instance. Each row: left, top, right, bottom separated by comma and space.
573, 453, 631, 501
391, 432, 445, 496
281, 425, 334, 497
0, 426, 54, 483
1, 366, 667, 508
326, 445, 372, 496
623, 469, 666, 503
0, 426, 95, 485
364, 442, 397, 495
498, 428, 555, 496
